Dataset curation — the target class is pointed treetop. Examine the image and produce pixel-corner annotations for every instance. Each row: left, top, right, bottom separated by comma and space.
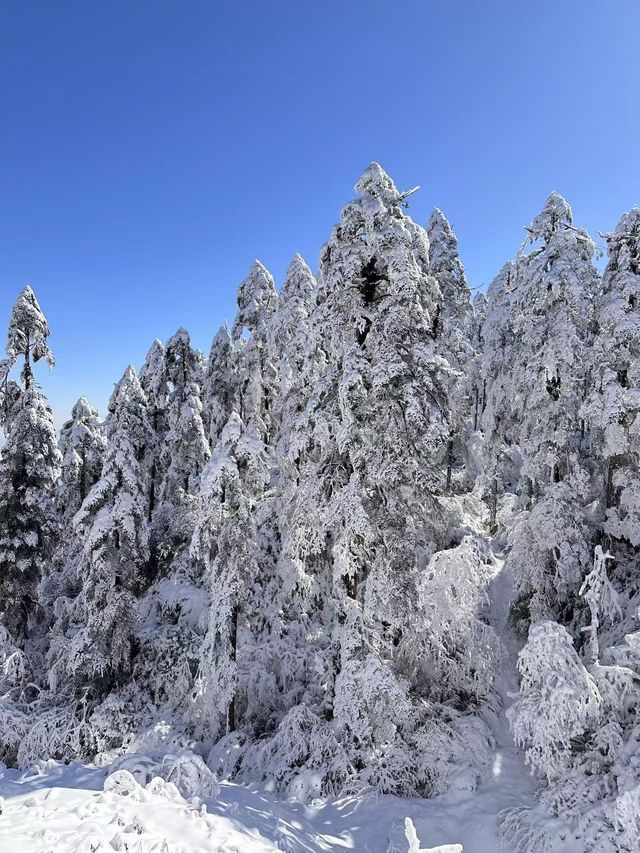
167, 327, 191, 348
604, 207, 640, 276
352, 163, 421, 223
208, 322, 233, 360
526, 192, 573, 243
428, 207, 463, 267
281, 253, 316, 302
143, 338, 165, 363
6, 285, 55, 376
613, 206, 640, 236
71, 396, 100, 422
140, 338, 167, 410
355, 162, 397, 194
108, 364, 145, 414
233, 260, 277, 339
427, 207, 470, 308
354, 162, 407, 207
427, 207, 452, 234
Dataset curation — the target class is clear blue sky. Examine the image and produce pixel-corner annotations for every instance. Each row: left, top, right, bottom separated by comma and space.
1, 1, 639, 424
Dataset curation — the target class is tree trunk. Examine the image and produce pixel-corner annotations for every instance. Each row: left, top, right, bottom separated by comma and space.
228, 603, 239, 732
489, 476, 498, 532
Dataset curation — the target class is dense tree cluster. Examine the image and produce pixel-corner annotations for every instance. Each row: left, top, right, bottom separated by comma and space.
1, 166, 640, 850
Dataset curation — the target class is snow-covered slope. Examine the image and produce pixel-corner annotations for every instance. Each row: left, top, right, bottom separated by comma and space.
0, 552, 584, 853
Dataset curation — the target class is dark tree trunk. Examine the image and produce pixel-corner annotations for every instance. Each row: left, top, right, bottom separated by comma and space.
228, 603, 239, 732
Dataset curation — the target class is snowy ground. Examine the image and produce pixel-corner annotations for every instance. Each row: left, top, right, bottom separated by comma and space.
0, 558, 584, 853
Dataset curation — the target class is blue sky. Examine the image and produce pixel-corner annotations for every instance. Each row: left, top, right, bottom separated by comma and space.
2, 1, 639, 424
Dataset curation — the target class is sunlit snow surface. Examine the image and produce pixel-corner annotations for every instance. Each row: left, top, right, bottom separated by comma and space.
0, 561, 584, 853
0, 754, 578, 853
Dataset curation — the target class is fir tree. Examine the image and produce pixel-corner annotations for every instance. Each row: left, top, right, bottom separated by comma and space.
202, 323, 238, 448
512, 192, 598, 487
57, 397, 106, 522
0, 287, 60, 640
585, 208, 640, 550
69, 366, 152, 693
139, 339, 169, 524
427, 207, 477, 490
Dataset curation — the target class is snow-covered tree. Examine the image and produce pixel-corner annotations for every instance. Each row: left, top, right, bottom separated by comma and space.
160, 329, 209, 500
428, 208, 477, 490
512, 193, 598, 487
42, 396, 106, 646
190, 262, 279, 744
259, 164, 489, 795
139, 339, 168, 524
508, 621, 601, 781
202, 323, 238, 448
69, 366, 152, 693
274, 253, 316, 404
506, 464, 592, 627
6, 285, 55, 387
0, 287, 60, 640
190, 413, 260, 739
232, 260, 279, 445
585, 208, 640, 551
57, 398, 106, 522
481, 261, 519, 525
579, 546, 621, 664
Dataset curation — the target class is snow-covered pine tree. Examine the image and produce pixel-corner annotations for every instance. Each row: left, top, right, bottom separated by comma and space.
584, 208, 640, 556
68, 366, 152, 695
139, 339, 168, 527
191, 262, 278, 745
134, 330, 210, 715
41, 396, 107, 659
57, 398, 106, 523
247, 164, 494, 797
6, 285, 55, 384
471, 289, 487, 431
507, 620, 601, 781
481, 261, 519, 528
512, 193, 598, 488
0, 287, 60, 641
232, 260, 279, 445
485, 195, 599, 624
427, 208, 478, 489
202, 323, 238, 448
274, 253, 316, 405
190, 413, 260, 740
155, 328, 209, 553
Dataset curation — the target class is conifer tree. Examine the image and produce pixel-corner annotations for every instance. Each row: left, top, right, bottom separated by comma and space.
202, 323, 238, 448
585, 208, 640, 551
191, 413, 259, 739
57, 397, 106, 522
42, 396, 106, 640
160, 328, 209, 501
69, 366, 152, 692
482, 261, 519, 525
232, 260, 279, 445
427, 208, 477, 489
274, 253, 316, 403
0, 287, 60, 640
512, 193, 598, 487
192, 263, 278, 742
139, 339, 168, 524
255, 164, 492, 795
